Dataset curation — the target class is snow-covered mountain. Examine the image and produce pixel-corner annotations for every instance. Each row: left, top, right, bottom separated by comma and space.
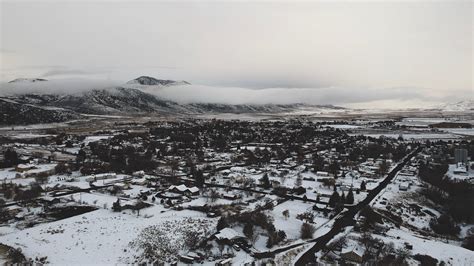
435, 100, 473, 112
126, 76, 190, 86
0, 76, 345, 125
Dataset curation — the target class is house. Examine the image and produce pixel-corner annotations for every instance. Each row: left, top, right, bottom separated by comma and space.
95, 173, 117, 180
85, 173, 117, 182
131, 178, 149, 186
214, 228, 245, 243
316, 171, 329, 177
345, 171, 360, 180
168, 184, 199, 196
222, 193, 241, 200
178, 255, 194, 264
453, 163, 467, 175
52, 152, 76, 163
38, 196, 61, 206
341, 244, 366, 263
15, 164, 36, 172
216, 258, 232, 266
132, 170, 145, 177
399, 182, 409, 191
113, 182, 130, 190
271, 180, 281, 188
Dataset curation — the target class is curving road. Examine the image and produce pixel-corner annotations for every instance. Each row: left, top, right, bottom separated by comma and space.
294, 146, 421, 265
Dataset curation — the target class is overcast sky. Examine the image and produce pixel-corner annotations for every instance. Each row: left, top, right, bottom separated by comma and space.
0, 0, 472, 107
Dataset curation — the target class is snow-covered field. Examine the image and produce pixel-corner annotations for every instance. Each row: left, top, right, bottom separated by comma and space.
440, 128, 474, 136
0, 207, 215, 264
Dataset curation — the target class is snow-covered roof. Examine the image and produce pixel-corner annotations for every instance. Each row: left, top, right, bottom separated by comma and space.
342, 244, 366, 257
16, 163, 36, 169
170, 184, 188, 192
188, 186, 199, 193
95, 173, 116, 178
215, 228, 241, 240
169, 184, 199, 193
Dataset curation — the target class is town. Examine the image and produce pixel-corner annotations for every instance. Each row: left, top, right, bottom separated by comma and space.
0, 117, 473, 265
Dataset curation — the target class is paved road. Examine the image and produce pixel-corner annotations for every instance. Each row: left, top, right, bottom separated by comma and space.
293, 146, 421, 265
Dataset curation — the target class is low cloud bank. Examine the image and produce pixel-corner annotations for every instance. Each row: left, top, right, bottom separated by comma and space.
137, 84, 440, 107
0, 78, 463, 108
0, 78, 121, 95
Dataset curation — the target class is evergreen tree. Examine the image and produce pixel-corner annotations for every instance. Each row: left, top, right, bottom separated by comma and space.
194, 170, 205, 188
3, 148, 19, 167
260, 173, 271, 189
217, 217, 229, 231
360, 180, 367, 191
346, 188, 355, 204
300, 223, 315, 239
243, 223, 254, 240
378, 160, 390, 176
266, 235, 274, 248
277, 230, 287, 241
112, 198, 122, 212
329, 161, 340, 178
328, 191, 340, 207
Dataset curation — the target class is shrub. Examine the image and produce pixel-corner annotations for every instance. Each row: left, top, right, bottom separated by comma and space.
413, 254, 438, 266
300, 223, 315, 239
430, 214, 460, 236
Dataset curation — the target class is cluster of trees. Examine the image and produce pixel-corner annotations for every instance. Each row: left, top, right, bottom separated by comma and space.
0, 198, 11, 222
429, 214, 460, 236
328, 188, 355, 209
462, 230, 474, 251
0, 182, 43, 201
358, 206, 383, 231
359, 233, 411, 264
419, 161, 474, 236
218, 210, 287, 248
260, 173, 271, 189
111, 198, 148, 216
1, 148, 20, 168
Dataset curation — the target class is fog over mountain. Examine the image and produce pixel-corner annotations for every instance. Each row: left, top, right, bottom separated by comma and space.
1, 1, 472, 108
1, 77, 464, 108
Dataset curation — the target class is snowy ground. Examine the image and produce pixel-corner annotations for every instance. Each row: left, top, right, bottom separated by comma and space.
0, 207, 215, 264
378, 228, 473, 265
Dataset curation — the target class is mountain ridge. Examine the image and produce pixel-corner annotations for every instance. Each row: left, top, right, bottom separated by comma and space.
1, 76, 346, 125
5, 76, 470, 125
126, 76, 190, 86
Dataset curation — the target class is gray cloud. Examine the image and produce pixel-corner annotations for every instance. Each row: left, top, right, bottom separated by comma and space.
0, 78, 121, 95
41, 68, 95, 77
136, 84, 437, 106
1, 1, 472, 106
0, 77, 468, 109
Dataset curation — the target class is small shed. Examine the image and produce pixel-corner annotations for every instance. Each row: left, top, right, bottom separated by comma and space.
341, 245, 365, 263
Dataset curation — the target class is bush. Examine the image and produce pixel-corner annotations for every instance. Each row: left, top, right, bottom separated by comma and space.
462, 233, 474, 251
413, 254, 438, 266
7, 247, 26, 264
243, 223, 254, 240
300, 223, 315, 239
360, 206, 383, 227
430, 214, 460, 236
216, 217, 229, 231
112, 198, 122, 212
296, 211, 315, 223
